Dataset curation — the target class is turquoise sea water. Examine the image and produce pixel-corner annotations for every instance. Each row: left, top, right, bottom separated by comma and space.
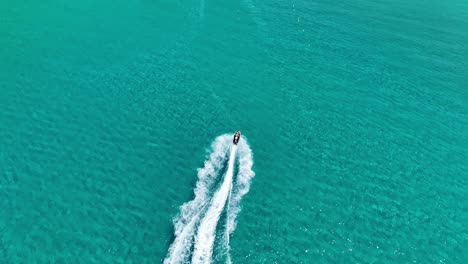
1, 0, 467, 263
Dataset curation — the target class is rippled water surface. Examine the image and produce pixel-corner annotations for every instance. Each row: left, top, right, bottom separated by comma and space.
1, 0, 467, 262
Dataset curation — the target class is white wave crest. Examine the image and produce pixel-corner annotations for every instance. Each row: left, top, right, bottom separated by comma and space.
191, 144, 237, 264
225, 137, 255, 262
165, 134, 255, 264
164, 135, 231, 264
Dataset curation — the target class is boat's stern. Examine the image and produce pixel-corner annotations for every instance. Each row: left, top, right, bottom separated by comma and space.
233, 130, 241, 145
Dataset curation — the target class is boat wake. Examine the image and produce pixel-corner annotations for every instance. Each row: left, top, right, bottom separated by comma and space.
164, 134, 255, 264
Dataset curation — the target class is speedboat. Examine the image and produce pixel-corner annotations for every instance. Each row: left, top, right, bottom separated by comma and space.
233, 130, 241, 145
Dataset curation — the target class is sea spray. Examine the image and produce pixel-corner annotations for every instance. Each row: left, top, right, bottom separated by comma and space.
164, 135, 231, 264
225, 138, 255, 262
165, 134, 255, 264
225, 178, 234, 264
191, 145, 237, 263
226, 139, 255, 236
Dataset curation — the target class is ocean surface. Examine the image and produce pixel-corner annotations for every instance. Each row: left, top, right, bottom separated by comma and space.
1, 0, 467, 263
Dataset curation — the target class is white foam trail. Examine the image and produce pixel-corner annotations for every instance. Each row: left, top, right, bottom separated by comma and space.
225, 138, 255, 262
164, 135, 231, 264
226, 139, 255, 233
192, 145, 237, 264
225, 179, 234, 264
165, 134, 255, 264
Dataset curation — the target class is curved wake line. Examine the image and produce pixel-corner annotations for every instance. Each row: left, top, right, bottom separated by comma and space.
226, 139, 255, 235
165, 134, 255, 264
192, 145, 236, 264
225, 179, 234, 264
225, 139, 255, 262
164, 136, 230, 264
